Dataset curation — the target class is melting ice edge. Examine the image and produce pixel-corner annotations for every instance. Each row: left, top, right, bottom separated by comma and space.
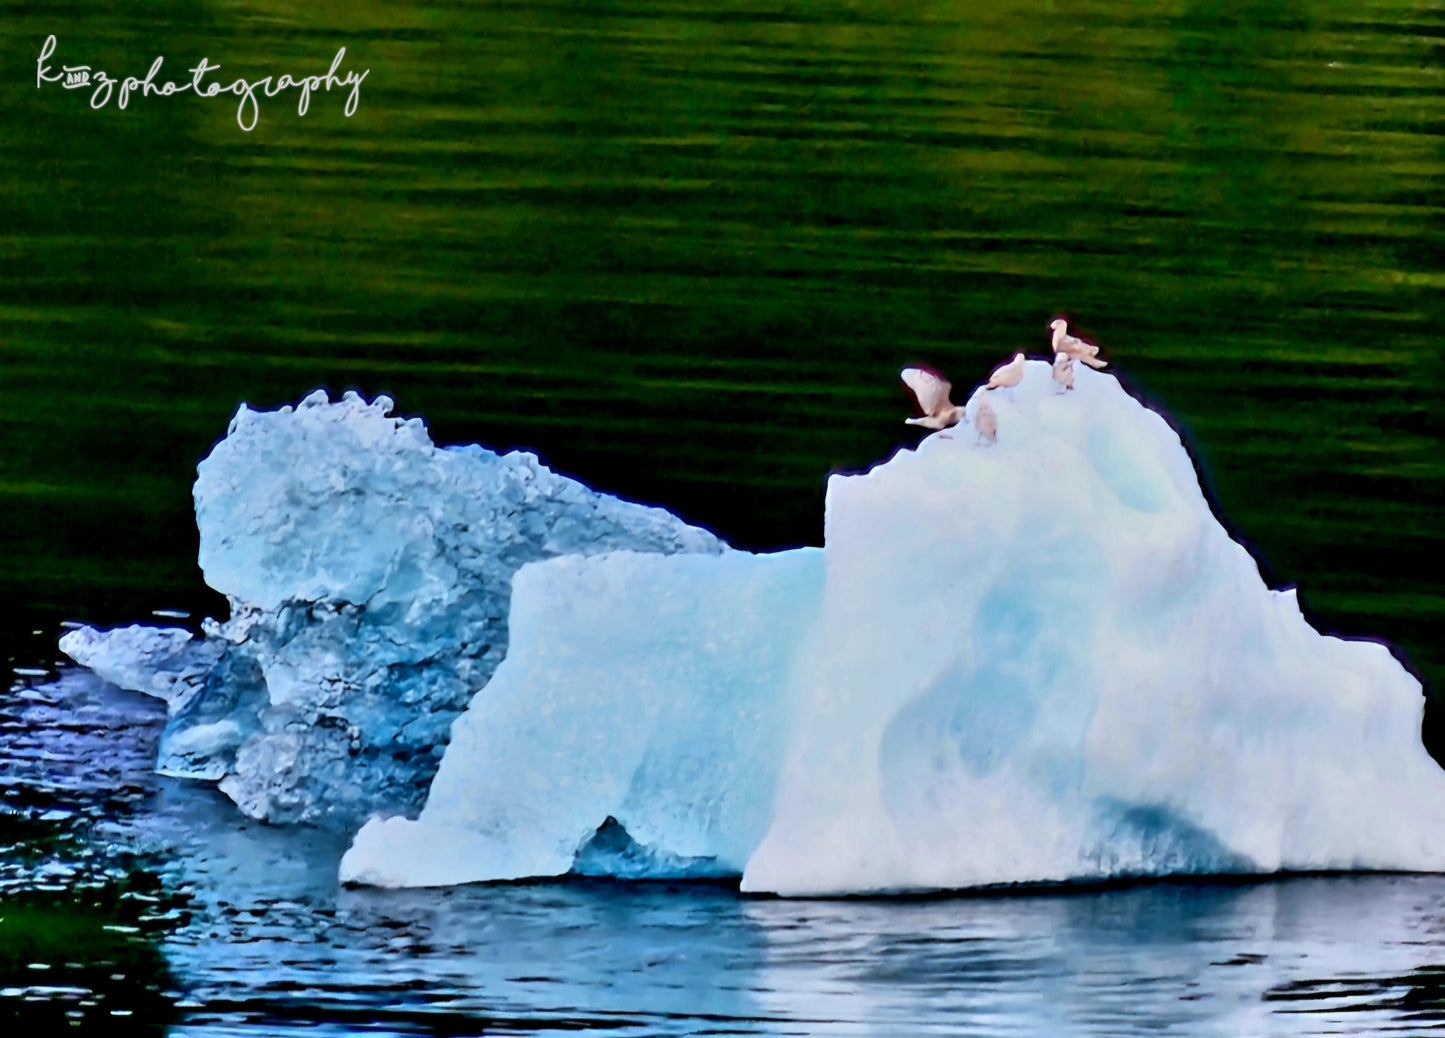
62, 363, 1445, 897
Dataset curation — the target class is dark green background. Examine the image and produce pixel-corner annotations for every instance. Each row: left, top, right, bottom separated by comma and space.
1, 1, 1440, 730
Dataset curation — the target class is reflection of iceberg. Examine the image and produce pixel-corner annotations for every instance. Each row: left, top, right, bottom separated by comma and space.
62, 390, 724, 830
343, 363, 1445, 895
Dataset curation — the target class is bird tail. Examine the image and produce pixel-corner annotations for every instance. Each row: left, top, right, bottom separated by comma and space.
904, 417, 926, 426
1081, 355, 1108, 369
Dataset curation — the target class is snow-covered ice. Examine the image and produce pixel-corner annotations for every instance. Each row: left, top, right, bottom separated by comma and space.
341, 362, 1445, 895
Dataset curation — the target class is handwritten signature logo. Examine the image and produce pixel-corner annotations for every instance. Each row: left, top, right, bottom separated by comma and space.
36, 35, 369, 132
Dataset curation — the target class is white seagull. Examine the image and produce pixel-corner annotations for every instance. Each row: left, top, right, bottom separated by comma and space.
901, 366, 966, 435
1052, 351, 1075, 393
1049, 319, 1107, 368
975, 396, 998, 445
986, 352, 1025, 398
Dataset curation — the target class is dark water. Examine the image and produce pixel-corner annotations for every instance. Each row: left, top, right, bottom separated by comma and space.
2, 2, 1443, 1033
9, 670, 1445, 1037
0, 0, 1441, 690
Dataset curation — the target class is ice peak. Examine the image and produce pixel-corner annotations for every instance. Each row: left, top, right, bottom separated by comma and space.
341, 367, 1445, 894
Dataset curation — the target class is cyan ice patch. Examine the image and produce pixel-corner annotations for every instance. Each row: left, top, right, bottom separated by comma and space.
62, 390, 726, 831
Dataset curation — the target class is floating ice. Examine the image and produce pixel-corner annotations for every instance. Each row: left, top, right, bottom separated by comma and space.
342, 548, 822, 887
61, 390, 725, 828
58, 625, 222, 713
342, 363, 1445, 895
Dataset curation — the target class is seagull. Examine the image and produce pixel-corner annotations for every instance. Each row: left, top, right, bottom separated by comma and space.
1049, 319, 1107, 368
986, 353, 1025, 399
975, 397, 998, 445
901, 366, 966, 436
1052, 351, 1075, 393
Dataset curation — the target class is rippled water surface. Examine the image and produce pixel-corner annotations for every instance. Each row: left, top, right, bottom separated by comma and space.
6, 670, 1445, 1037
2, 1, 1443, 1034
1, 0, 1441, 694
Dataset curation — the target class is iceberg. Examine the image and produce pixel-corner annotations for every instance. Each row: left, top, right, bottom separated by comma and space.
342, 362, 1445, 895
61, 390, 725, 829
341, 547, 822, 887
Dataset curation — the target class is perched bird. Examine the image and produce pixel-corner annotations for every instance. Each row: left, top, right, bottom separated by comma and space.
1052, 351, 1075, 393
1049, 319, 1107, 368
975, 397, 998, 445
986, 353, 1026, 398
901, 366, 966, 434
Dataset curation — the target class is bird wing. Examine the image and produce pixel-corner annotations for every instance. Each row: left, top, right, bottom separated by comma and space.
1064, 334, 1106, 365
901, 367, 952, 416
985, 354, 1021, 387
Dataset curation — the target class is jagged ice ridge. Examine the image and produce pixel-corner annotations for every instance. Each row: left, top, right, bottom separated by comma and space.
61, 390, 725, 830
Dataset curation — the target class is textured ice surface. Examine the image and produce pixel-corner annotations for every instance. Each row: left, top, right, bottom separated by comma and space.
341, 548, 821, 886
343, 363, 1445, 895
62, 390, 724, 829
57, 625, 223, 714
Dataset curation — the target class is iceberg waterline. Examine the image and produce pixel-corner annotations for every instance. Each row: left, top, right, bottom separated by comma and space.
341, 363, 1445, 895
62, 371, 1445, 896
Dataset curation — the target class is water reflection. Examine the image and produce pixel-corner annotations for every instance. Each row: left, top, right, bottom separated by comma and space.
3, 1, 1444, 1026
8, 669, 1445, 1034
0, 672, 183, 1034
744, 880, 1445, 1036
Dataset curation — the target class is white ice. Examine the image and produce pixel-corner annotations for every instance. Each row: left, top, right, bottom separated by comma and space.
57, 624, 220, 713
341, 547, 822, 886
343, 362, 1445, 895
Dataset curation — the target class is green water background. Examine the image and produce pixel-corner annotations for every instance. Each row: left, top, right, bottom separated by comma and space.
1, 1, 1440, 717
